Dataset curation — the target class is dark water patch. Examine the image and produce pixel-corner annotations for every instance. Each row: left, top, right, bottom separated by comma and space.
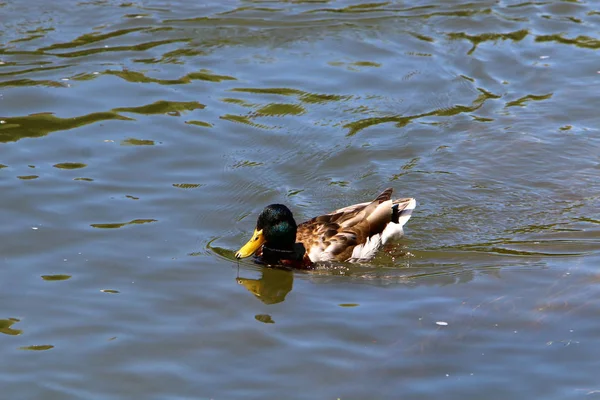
53, 162, 86, 170
123, 13, 152, 19
287, 189, 304, 197
536, 34, 600, 49
0, 64, 70, 78
105, 69, 236, 84
0, 318, 22, 336
506, 222, 579, 234
100, 289, 120, 294
343, 87, 501, 136
17, 175, 39, 180
0, 78, 67, 88
408, 31, 435, 42
46, 38, 191, 58
231, 87, 350, 104
232, 87, 304, 96
472, 115, 494, 122
90, 219, 157, 229
133, 47, 208, 64
255, 314, 275, 323
506, 2, 552, 9
0, 112, 132, 142
447, 30, 528, 55
575, 217, 600, 225
172, 183, 203, 189
206, 239, 237, 261
186, 71, 237, 82
255, 103, 305, 117
0, 49, 46, 57
329, 180, 350, 187
506, 93, 553, 108
220, 114, 273, 129
8, 30, 53, 44
2, 0, 600, 398
113, 100, 205, 115
306, 2, 407, 14
300, 93, 351, 104
41, 274, 72, 281
121, 138, 155, 146
39, 27, 150, 51
19, 345, 54, 351
307, 3, 492, 20
162, 15, 369, 28
185, 120, 212, 127
231, 160, 264, 169
221, 98, 256, 107
74, 177, 94, 181
219, 6, 284, 15
70, 72, 102, 81
351, 61, 381, 67
448, 239, 597, 257
329, 60, 384, 71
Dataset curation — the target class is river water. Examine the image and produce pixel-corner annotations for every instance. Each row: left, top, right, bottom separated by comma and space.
1, 0, 600, 398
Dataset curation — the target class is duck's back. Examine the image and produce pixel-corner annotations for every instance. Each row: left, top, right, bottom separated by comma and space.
296, 188, 416, 262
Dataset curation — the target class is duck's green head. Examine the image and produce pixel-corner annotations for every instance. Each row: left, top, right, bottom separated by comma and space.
235, 204, 298, 259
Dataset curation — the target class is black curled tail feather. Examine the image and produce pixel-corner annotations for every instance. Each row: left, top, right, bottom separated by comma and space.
391, 203, 400, 224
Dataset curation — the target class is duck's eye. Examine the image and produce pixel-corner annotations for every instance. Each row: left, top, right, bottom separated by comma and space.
254, 237, 259, 241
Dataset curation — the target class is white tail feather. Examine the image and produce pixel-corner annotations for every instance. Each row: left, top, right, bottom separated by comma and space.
351, 198, 416, 261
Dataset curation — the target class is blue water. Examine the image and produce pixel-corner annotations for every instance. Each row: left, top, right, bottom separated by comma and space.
1, 0, 600, 398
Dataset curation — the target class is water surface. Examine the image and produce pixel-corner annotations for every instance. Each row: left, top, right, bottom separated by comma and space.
1, 0, 600, 398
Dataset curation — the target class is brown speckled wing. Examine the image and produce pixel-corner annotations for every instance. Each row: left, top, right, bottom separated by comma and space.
296, 188, 397, 261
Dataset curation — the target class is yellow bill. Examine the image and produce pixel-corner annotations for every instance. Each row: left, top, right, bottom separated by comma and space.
235, 229, 265, 259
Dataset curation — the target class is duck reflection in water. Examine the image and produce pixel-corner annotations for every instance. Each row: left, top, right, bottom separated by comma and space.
236, 267, 294, 305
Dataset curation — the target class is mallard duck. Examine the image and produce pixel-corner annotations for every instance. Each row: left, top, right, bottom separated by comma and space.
235, 188, 416, 268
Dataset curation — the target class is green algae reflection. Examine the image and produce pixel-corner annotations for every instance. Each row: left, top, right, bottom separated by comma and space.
506, 93, 553, 107
91, 219, 157, 229
45, 38, 191, 58
19, 345, 54, 351
185, 120, 213, 128
135, 47, 208, 64
173, 183, 203, 189
0, 98, 210, 143
113, 100, 205, 115
105, 69, 236, 84
0, 112, 133, 143
53, 163, 86, 170
255, 314, 275, 324
536, 34, 600, 49
40, 27, 150, 51
41, 274, 72, 281
220, 114, 272, 129
121, 138, 155, 146
343, 86, 501, 136
230, 87, 350, 104
447, 29, 528, 54
0, 318, 22, 336
255, 103, 305, 117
